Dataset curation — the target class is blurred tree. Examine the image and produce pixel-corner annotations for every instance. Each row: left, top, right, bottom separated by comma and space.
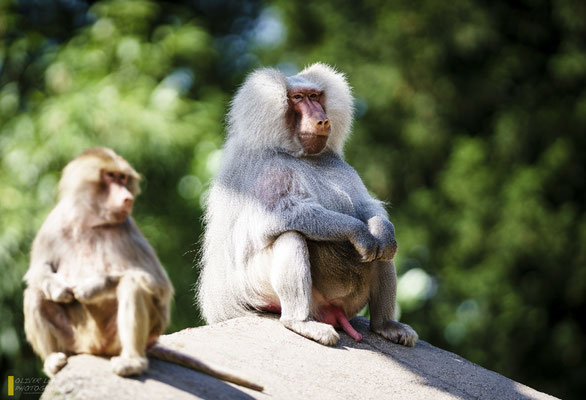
0, 0, 262, 397
260, 1, 586, 398
2, 0, 585, 399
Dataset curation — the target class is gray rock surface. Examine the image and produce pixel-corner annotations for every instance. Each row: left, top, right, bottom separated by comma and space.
41, 315, 557, 400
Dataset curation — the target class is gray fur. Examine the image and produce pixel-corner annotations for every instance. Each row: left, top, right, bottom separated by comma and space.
197, 63, 417, 346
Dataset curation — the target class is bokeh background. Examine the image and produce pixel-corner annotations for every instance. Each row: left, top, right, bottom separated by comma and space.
1, 0, 585, 398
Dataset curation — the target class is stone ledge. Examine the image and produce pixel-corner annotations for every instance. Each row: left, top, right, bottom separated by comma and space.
41, 315, 557, 400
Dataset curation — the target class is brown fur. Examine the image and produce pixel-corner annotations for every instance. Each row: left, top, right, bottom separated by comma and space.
23, 148, 264, 391
23, 147, 173, 377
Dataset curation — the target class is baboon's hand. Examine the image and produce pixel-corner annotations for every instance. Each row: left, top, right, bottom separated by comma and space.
42, 279, 74, 303
367, 216, 397, 261
73, 275, 118, 303
350, 224, 379, 263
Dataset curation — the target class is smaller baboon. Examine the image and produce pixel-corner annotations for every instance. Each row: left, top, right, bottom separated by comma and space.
24, 147, 262, 391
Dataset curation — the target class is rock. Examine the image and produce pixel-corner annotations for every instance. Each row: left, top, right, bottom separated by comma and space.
41, 315, 557, 400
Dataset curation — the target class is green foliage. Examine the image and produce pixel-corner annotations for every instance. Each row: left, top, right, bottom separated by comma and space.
1, 0, 585, 399
0, 0, 261, 396
263, 1, 586, 398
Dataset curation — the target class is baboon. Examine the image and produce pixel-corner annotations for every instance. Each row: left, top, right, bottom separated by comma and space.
24, 147, 263, 391
198, 63, 418, 347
